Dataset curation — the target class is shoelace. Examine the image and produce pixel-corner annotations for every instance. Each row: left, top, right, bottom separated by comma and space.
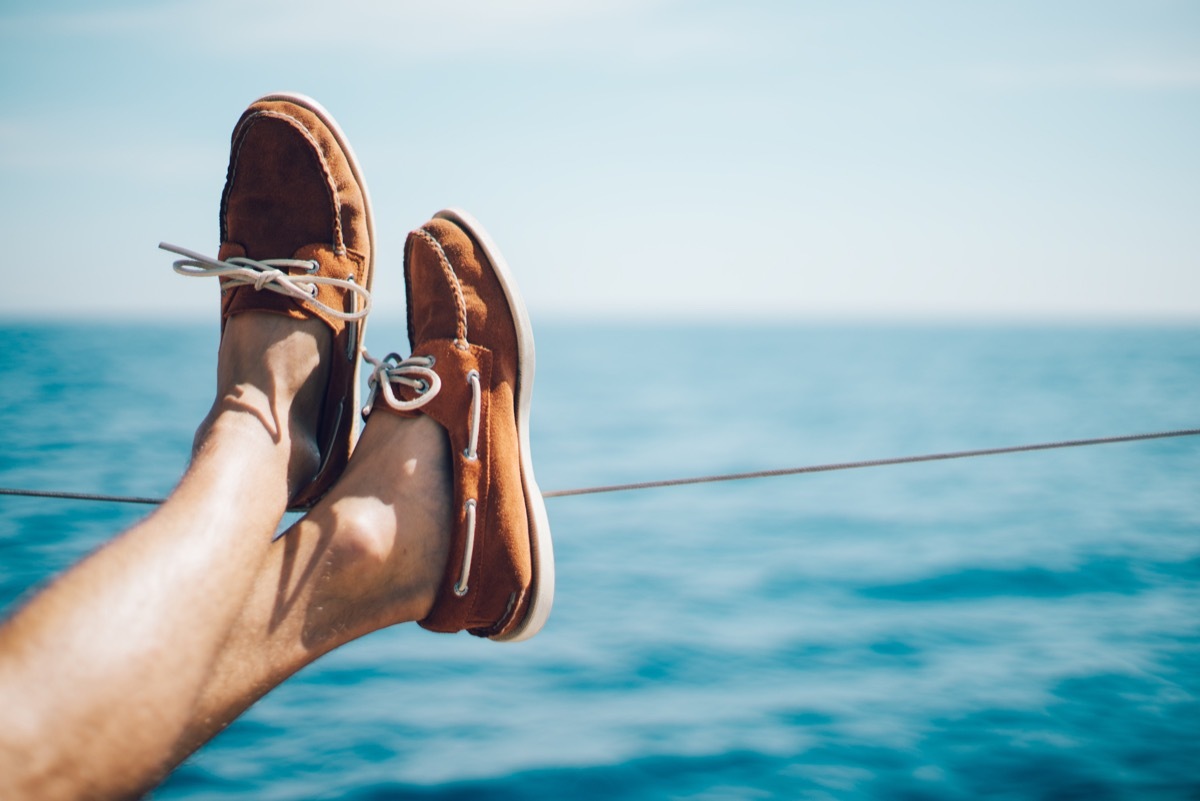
362, 352, 483, 596
361, 351, 441, 415
160, 242, 371, 322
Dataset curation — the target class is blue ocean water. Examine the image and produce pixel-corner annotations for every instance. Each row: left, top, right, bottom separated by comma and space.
1, 321, 1198, 800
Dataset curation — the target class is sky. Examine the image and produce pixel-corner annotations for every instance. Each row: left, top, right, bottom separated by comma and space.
0, 0, 1197, 323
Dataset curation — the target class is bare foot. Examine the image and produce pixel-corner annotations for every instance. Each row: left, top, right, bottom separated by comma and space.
178, 410, 453, 749
292, 410, 453, 645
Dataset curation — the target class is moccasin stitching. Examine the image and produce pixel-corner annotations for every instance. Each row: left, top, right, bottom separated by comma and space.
411, 228, 470, 346
222, 110, 344, 254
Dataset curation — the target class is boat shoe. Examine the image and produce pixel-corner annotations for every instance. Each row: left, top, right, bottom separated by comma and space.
363, 209, 554, 642
161, 92, 375, 509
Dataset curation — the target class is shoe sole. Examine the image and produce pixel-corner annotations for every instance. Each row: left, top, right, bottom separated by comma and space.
258, 91, 376, 458
435, 208, 555, 642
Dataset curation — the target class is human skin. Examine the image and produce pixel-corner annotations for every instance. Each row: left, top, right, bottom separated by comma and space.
0, 311, 451, 800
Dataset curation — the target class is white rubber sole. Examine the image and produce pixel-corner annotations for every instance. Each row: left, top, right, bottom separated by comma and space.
435, 208, 555, 642
256, 92, 375, 449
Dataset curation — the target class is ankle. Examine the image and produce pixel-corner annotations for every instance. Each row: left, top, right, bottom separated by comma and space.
215, 313, 330, 404
302, 417, 453, 630
327, 495, 446, 623
200, 312, 332, 495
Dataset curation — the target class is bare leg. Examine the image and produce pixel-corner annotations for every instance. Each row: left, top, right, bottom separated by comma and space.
175, 410, 452, 754
0, 312, 331, 801
175, 209, 553, 750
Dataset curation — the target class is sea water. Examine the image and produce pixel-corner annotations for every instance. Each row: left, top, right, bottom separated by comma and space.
0, 321, 1197, 800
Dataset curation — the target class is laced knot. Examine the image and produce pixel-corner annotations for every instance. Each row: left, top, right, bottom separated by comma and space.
160, 242, 371, 322
362, 351, 441, 416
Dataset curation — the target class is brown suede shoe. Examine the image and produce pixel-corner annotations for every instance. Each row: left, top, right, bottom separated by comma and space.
162, 92, 374, 509
364, 209, 554, 642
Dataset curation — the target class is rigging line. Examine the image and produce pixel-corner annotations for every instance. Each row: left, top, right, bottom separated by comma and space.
0, 428, 1197, 508
540, 427, 1200, 498
0, 488, 163, 506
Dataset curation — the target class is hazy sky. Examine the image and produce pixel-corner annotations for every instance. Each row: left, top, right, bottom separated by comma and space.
1, 0, 1197, 322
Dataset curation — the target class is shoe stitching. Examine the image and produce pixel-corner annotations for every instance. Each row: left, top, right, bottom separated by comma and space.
411, 227, 470, 347
223, 108, 346, 255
